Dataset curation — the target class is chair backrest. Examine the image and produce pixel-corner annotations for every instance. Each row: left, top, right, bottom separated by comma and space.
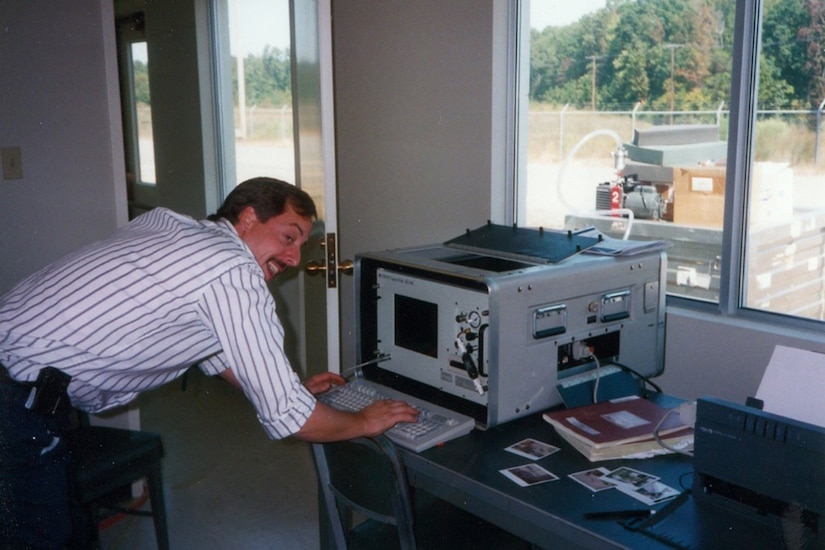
312, 435, 417, 550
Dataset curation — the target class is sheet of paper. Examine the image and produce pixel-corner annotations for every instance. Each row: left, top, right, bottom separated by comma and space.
755, 345, 825, 428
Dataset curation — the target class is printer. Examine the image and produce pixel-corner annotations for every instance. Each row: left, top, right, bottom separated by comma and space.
627, 396, 825, 549
692, 397, 824, 548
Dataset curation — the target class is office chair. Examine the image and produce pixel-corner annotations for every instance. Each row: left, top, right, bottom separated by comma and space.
67, 423, 169, 550
312, 435, 532, 550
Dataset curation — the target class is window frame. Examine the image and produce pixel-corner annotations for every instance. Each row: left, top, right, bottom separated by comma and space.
687, 0, 822, 334
115, 12, 160, 215
706, 0, 758, 319
205, 0, 237, 201
115, 14, 144, 185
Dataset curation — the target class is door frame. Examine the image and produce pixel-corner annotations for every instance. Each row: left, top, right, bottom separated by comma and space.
291, 0, 341, 376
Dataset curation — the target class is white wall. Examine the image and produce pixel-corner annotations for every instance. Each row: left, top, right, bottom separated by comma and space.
332, 0, 498, 364
0, 0, 128, 294
659, 307, 825, 404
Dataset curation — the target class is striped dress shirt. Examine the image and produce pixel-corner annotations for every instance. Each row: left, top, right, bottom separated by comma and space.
0, 208, 315, 439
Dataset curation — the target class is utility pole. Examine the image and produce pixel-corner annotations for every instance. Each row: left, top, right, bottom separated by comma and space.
664, 44, 684, 124
586, 55, 604, 111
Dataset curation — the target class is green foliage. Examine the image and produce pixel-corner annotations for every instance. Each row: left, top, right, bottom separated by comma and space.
799, 0, 825, 109
530, 0, 816, 110
234, 45, 292, 107
762, 0, 807, 102
130, 46, 292, 108
133, 60, 150, 105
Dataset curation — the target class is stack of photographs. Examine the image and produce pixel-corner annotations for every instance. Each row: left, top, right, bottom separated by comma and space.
568, 466, 679, 506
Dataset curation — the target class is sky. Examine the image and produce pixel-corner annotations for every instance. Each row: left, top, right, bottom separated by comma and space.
228, 0, 608, 57
531, 0, 607, 31
229, 0, 291, 55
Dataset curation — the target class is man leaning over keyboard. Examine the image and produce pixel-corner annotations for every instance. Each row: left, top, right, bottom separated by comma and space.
0, 177, 419, 550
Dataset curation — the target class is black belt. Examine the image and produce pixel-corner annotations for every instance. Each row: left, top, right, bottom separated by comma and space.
1, 364, 71, 416
0, 363, 35, 388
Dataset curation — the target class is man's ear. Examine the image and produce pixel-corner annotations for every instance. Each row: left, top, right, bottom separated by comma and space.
236, 206, 257, 234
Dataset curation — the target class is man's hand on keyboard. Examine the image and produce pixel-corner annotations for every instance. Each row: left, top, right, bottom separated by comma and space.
312, 379, 476, 451
304, 372, 346, 395
296, 384, 419, 442
358, 399, 420, 437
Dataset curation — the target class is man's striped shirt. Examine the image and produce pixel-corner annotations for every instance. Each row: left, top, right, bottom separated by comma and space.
0, 208, 315, 439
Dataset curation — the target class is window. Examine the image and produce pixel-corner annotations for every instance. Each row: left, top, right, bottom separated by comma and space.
217, 0, 295, 192
130, 42, 156, 185
116, 12, 157, 215
519, 0, 824, 327
744, 1, 825, 322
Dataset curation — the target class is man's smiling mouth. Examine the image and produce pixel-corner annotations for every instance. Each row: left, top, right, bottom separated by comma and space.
266, 260, 282, 278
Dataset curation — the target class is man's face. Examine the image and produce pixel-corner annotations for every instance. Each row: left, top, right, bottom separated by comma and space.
234, 204, 313, 282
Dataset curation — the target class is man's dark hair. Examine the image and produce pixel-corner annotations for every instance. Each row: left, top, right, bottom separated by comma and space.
208, 177, 317, 223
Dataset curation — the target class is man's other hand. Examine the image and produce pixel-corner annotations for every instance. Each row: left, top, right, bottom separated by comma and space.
304, 372, 346, 395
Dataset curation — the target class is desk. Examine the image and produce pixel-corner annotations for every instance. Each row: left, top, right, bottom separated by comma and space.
400, 395, 691, 549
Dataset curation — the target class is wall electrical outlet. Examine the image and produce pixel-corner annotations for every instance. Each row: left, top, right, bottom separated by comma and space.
2, 146, 24, 180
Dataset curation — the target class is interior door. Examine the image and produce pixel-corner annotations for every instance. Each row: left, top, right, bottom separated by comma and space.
291, 0, 342, 377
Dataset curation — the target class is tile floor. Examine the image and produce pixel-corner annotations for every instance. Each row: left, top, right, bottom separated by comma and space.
98, 369, 319, 549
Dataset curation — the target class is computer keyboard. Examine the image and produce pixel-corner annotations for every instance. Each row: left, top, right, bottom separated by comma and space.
317, 378, 476, 453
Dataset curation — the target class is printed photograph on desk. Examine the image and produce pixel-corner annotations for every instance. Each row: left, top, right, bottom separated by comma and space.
500, 464, 559, 487
568, 467, 614, 492
602, 466, 659, 489
505, 438, 560, 460
616, 480, 680, 506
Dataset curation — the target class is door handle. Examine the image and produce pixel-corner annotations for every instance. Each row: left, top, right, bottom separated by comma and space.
305, 260, 325, 276
305, 259, 354, 276
305, 232, 352, 288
